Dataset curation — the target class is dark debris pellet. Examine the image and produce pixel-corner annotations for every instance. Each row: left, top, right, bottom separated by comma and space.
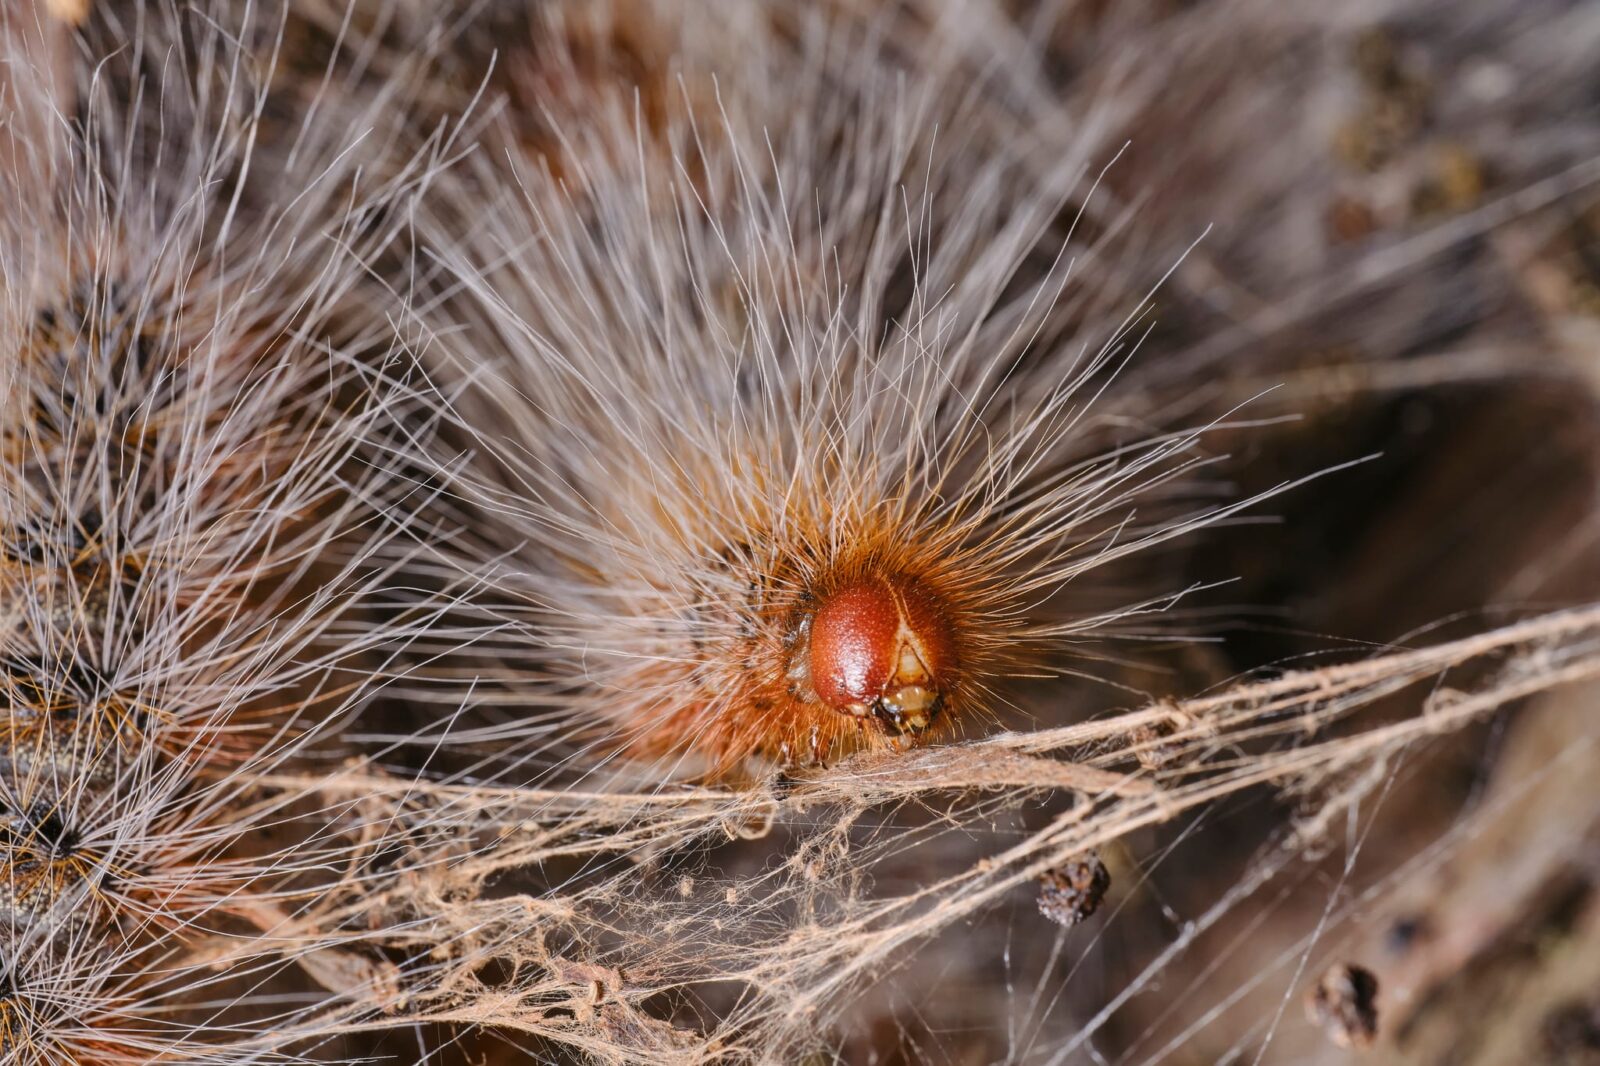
1037, 854, 1110, 928
1306, 962, 1380, 1050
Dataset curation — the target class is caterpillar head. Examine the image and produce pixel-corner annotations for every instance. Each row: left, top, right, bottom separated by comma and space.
800, 574, 958, 738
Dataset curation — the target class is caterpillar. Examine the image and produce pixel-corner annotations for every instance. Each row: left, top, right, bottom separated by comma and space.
414, 0, 1300, 783
0, 3, 459, 1060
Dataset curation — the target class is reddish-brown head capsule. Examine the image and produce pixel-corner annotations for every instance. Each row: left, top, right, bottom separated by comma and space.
806, 575, 957, 736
